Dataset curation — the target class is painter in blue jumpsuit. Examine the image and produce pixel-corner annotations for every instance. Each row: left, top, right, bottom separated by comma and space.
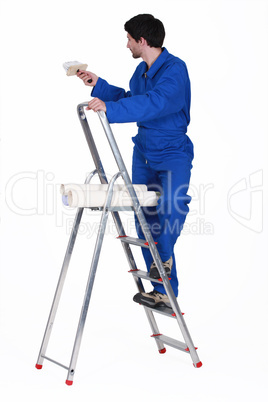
91, 48, 193, 297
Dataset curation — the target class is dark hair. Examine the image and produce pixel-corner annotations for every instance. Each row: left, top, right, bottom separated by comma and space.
124, 14, 165, 48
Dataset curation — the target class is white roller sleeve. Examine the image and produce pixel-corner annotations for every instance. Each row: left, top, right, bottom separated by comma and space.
60, 183, 148, 195
60, 184, 158, 207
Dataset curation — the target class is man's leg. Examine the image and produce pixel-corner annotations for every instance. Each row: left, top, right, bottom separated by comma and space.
132, 147, 165, 289
152, 161, 192, 296
155, 162, 192, 259
132, 147, 192, 303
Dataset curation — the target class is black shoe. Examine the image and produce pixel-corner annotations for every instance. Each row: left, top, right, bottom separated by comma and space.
133, 290, 170, 308
149, 256, 173, 279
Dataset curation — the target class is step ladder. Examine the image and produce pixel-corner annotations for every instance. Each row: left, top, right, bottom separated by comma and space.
35, 103, 202, 385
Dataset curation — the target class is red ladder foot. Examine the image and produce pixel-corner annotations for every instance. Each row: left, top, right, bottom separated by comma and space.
35, 364, 43, 370
66, 380, 73, 386
159, 348, 166, 354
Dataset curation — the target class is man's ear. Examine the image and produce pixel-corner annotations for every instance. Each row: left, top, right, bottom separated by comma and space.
139, 37, 148, 47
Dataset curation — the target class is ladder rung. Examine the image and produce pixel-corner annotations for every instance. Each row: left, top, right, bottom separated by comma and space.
86, 206, 134, 212
129, 269, 170, 284
144, 305, 177, 319
117, 236, 150, 248
108, 206, 134, 211
42, 355, 69, 370
152, 334, 188, 352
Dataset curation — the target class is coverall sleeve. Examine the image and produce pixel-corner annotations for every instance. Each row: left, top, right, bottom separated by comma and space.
91, 77, 132, 102
105, 63, 187, 124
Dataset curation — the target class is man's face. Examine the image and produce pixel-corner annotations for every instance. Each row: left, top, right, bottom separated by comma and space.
127, 33, 142, 59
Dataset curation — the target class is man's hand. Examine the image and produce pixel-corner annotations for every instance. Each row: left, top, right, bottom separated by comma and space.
86, 98, 107, 113
76, 70, 98, 87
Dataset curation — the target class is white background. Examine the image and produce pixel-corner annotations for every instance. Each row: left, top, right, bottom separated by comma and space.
0, 0, 267, 400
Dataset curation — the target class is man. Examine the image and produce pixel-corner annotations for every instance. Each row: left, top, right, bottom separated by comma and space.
77, 14, 193, 309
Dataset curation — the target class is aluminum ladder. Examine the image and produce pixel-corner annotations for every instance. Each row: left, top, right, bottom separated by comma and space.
35, 103, 202, 385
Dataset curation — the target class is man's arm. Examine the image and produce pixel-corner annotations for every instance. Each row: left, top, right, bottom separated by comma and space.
91, 77, 132, 102
77, 71, 132, 113
77, 71, 132, 102
105, 63, 188, 124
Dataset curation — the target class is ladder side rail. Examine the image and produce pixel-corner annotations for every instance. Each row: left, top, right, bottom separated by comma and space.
66, 172, 122, 384
77, 103, 142, 280
77, 104, 107, 184
97, 110, 201, 366
36, 169, 97, 368
77, 104, 164, 352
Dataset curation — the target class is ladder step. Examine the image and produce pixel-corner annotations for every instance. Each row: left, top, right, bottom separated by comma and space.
144, 304, 177, 319
117, 236, 157, 248
129, 269, 171, 284
151, 334, 188, 352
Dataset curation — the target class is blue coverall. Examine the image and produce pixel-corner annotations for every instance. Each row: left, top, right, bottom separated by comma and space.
92, 48, 193, 297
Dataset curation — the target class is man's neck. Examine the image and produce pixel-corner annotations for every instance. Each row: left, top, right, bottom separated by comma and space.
142, 47, 162, 70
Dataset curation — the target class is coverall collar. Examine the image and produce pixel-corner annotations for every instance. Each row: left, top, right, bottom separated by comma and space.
142, 47, 169, 78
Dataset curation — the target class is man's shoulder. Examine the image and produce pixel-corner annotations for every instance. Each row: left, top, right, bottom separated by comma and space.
163, 51, 189, 82
165, 50, 187, 70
